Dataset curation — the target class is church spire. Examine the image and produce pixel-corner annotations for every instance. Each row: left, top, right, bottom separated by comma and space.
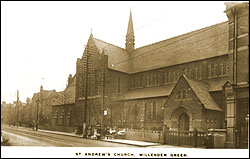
125, 9, 135, 53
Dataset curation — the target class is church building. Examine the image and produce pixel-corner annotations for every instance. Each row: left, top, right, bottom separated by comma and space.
74, 2, 248, 148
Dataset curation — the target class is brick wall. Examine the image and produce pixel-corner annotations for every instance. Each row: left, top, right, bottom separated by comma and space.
201, 110, 223, 130
163, 76, 224, 131
128, 55, 229, 91
237, 49, 249, 83
123, 129, 163, 143
226, 2, 249, 84
106, 69, 130, 97
112, 97, 165, 131
164, 77, 203, 130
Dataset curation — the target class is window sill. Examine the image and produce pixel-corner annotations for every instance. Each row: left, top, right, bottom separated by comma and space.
145, 84, 161, 88
164, 82, 176, 85
130, 86, 143, 90
207, 74, 228, 79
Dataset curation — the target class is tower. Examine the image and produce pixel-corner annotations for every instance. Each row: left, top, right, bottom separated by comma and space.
224, 2, 249, 148
125, 10, 135, 53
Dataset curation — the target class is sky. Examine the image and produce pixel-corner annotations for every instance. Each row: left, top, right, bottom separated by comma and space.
1, 1, 239, 104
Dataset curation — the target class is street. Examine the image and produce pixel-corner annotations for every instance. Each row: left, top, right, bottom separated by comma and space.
1, 125, 137, 147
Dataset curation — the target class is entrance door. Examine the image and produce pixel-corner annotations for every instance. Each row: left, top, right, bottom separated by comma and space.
179, 113, 189, 130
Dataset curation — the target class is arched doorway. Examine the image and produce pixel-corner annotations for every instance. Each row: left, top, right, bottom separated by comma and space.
179, 113, 189, 130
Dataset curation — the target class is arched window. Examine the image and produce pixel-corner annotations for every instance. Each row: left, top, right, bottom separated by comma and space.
150, 74, 154, 85
211, 61, 215, 77
177, 91, 182, 100
145, 103, 151, 121
152, 73, 156, 85
157, 73, 161, 85
117, 77, 120, 93
218, 58, 223, 76
183, 90, 186, 99
153, 100, 157, 120
169, 70, 173, 83
133, 75, 136, 88
193, 64, 197, 79
223, 58, 228, 75
172, 69, 175, 82
139, 74, 142, 87
133, 103, 139, 121
149, 74, 151, 85
207, 61, 211, 78
197, 63, 201, 79
175, 68, 179, 82
146, 74, 150, 86
164, 70, 168, 83
215, 60, 219, 76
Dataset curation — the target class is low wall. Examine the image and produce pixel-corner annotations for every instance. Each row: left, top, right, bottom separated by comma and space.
208, 129, 227, 148
123, 129, 163, 143
38, 124, 52, 131
51, 126, 76, 133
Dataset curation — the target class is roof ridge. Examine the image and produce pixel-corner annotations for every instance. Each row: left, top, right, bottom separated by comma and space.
93, 37, 127, 50
43, 89, 55, 92
135, 21, 228, 50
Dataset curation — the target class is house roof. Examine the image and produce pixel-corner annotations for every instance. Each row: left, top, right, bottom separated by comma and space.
31, 90, 56, 102
183, 75, 222, 111
118, 84, 175, 100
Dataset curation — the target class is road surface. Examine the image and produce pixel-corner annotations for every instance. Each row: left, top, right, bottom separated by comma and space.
1, 126, 137, 147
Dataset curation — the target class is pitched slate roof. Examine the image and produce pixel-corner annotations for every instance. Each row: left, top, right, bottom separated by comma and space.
32, 90, 56, 101
53, 74, 76, 105
206, 76, 229, 91
183, 75, 222, 111
90, 21, 228, 74
131, 21, 228, 73
92, 37, 131, 73
118, 84, 175, 100
42, 90, 57, 99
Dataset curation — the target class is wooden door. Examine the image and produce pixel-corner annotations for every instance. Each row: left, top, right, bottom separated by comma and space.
179, 113, 189, 130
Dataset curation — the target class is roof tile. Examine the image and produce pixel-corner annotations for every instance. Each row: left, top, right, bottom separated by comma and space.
183, 75, 222, 111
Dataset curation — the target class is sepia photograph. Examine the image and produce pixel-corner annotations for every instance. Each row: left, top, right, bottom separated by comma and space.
1, 1, 249, 158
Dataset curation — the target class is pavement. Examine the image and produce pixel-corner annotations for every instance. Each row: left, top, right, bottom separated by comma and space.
4, 125, 193, 148
38, 128, 193, 148
38, 128, 161, 147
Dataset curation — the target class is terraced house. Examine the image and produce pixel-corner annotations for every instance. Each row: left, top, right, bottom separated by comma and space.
30, 86, 57, 130
53, 2, 248, 148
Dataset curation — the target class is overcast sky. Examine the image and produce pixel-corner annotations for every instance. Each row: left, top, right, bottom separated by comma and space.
1, 1, 239, 103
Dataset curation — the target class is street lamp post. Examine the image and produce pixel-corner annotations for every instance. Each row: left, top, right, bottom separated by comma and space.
35, 85, 43, 131
16, 90, 19, 128
245, 114, 249, 148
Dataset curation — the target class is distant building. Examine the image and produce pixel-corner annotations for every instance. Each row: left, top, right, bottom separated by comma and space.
17, 98, 32, 127
1, 101, 17, 126
30, 86, 57, 130
52, 74, 76, 132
